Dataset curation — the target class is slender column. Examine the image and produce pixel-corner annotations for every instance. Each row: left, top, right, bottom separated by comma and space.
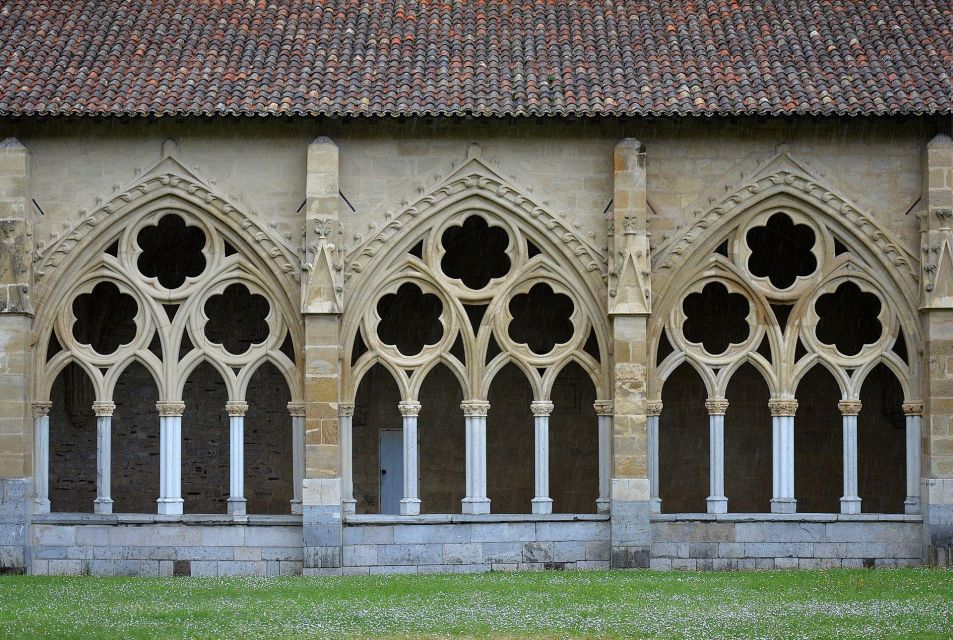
32, 401, 52, 514
398, 401, 422, 516
769, 399, 798, 513
156, 401, 185, 515
337, 403, 355, 515
594, 401, 614, 514
705, 398, 729, 514
838, 400, 862, 514
225, 401, 248, 516
287, 402, 306, 515
461, 400, 491, 514
903, 402, 923, 515
91, 401, 115, 514
530, 401, 554, 514
644, 400, 662, 514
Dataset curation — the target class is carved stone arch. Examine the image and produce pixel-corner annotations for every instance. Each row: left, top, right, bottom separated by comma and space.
174, 352, 238, 402
408, 356, 469, 402
103, 352, 166, 401
345, 355, 411, 405
541, 354, 606, 401
39, 353, 104, 402
236, 354, 301, 403
655, 353, 718, 400
480, 354, 544, 402
715, 354, 779, 398
847, 353, 913, 402
792, 357, 851, 400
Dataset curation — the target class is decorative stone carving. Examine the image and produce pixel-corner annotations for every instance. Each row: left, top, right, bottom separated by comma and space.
902, 402, 924, 416
460, 400, 490, 417
225, 401, 249, 417
645, 400, 662, 417
92, 401, 116, 417
156, 401, 186, 417
837, 400, 862, 416
768, 399, 799, 417
398, 401, 421, 417
31, 401, 52, 417
594, 400, 615, 416
530, 401, 554, 417
335, 402, 354, 418
704, 398, 729, 416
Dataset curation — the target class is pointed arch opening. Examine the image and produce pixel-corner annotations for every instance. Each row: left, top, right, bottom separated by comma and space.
858, 364, 906, 513
659, 362, 709, 513
795, 365, 843, 513
418, 363, 466, 513
487, 363, 534, 514
724, 363, 772, 512
550, 361, 598, 513
49, 363, 97, 512
244, 361, 293, 514
352, 364, 402, 515
111, 362, 159, 513
181, 361, 229, 514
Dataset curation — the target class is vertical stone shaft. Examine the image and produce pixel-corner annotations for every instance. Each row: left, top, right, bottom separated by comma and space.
769, 399, 797, 513
336, 403, 355, 515
705, 399, 728, 514
32, 402, 52, 513
904, 402, 923, 514
226, 401, 248, 515
531, 401, 554, 515
399, 401, 421, 516
646, 401, 662, 514
93, 401, 115, 514
461, 401, 491, 514
288, 403, 306, 514
594, 401, 614, 514
156, 401, 185, 515
838, 400, 862, 514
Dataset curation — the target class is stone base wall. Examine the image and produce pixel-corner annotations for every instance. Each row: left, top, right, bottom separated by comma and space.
649, 515, 923, 570
333, 515, 610, 575
31, 515, 302, 576
0, 479, 29, 573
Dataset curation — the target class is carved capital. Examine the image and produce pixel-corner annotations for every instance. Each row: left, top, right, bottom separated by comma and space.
336, 402, 354, 418
287, 402, 306, 417
645, 400, 663, 417
768, 399, 798, 417
902, 401, 924, 417
398, 401, 421, 417
92, 401, 116, 417
530, 401, 554, 417
156, 401, 185, 417
460, 400, 490, 417
705, 398, 729, 416
32, 401, 52, 417
593, 400, 614, 416
225, 401, 249, 417
837, 400, 862, 416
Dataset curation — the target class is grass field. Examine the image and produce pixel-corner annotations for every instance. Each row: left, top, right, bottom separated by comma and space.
1, 569, 951, 639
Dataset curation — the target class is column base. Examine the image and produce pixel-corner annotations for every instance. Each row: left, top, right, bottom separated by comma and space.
290, 499, 303, 515
462, 497, 491, 515
342, 499, 356, 515
706, 496, 728, 514
227, 497, 247, 515
157, 498, 184, 515
596, 497, 610, 514
531, 497, 553, 515
649, 497, 662, 514
93, 498, 113, 515
400, 498, 421, 516
33, 498, 50, 514
770, 498, 796, 514
840, 496, 862, 515
904, 497, 921, 515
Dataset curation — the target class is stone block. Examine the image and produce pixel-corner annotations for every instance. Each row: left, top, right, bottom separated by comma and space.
688, 542, 718, 559
47, 560, 84, 575
575, 560, 610, 570
717, 543, 746, 558
490, 563, 520, 572
369, 565, 417, 575
443, 543, 482, 565
886, 542, 921, 559
841, 558, 864, 568
33, 546, 68, 560
522, 541, 553, 563
262, 546, 304, 561
217, 561, 266, 576
584, 540, 610, 561
34, 525, 75, 547
266, 561, 279, 577
394, 524, 470, 545
712, 559, 738, 571
304, 546, 341, 568
754, 559, 775, 570
481, 542, 522, 563
190, 561, 219, 577
341, 566, 370, 576
553, 540, 587, 562
200, 527, 245, 547
66, 546, 94, 560
733, 523, 764, 542
246, 527, 301, 547
452, 563, 490, 574
469, 522, 535, 543
343, 544, 378, 566
671, 559, 696, 571
649, 558, 672, 571
415, 564, 454, 575
695, 559, 714, 571
303, 568, 344, 576
743, 542, 813, 558
377, 543, 442, 566
159, 560, 173, 577
74, 526, 110, 546
303, 525, 341, 548
651, 542, 679, 557
535, 521, 608, 542
763, 522, 825, 542
234, 546, 263, 561
775, 557, 799, 570
611, 546, 649, 569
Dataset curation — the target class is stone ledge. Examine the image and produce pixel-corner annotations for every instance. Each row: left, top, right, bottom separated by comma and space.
651, 513, 923, 523
32, 513, 303, 526
345, 513, 609, 525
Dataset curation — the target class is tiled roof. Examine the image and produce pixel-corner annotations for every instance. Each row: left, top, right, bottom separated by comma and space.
0, 1, 950, 118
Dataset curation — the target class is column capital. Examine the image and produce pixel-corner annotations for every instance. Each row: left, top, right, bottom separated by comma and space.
705, 398, 729, 416
460, 400, 490, 417
156, 401, 185, 417
902, 401, 924, 416
92, 401, 116, 417
225, 401, 248, 417
768, 398, 798, 417
837, 400, 862, 416
594, 400, 614, 416
645, 400, 663, 417
32, 401, 52, 417
530, 401, 554, 417
287, 402, 306, 417
398, 401, 421, 417
336, 402, 354, 417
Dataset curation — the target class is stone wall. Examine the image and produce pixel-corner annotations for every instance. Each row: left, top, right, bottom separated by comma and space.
339, 515, 609, 575
0, 479, 30, 572
649, 515, 922, 570
31, 515, 303, 576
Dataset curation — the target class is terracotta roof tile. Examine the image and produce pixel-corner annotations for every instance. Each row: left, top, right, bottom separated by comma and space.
0, 1, 949, 118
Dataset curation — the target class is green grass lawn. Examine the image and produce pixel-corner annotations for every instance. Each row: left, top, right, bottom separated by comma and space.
1, 569, 951, 639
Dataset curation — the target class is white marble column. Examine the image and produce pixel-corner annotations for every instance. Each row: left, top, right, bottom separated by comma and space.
903, 401, 923, 514
337, 402, 355, 515
838, 400, 862, 514
226, 401, 248, 516
769, 399, 797, 513
646, 400, 662, 514
156, 401, 185, 515
32, 401, 52, 514
594, 400, 614, 514
92, 401, 115, 514
461, 400, 491, 514
399, 401, 422, 516
287, 402, 306, 515
530, 401, 554, 514
705, 398, 729, 514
